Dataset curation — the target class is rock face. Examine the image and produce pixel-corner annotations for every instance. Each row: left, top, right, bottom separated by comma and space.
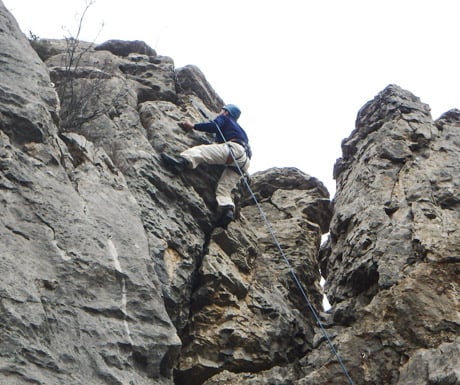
175, 168, 330, 385
317, 85, 459, 385
0, 2, 458, 385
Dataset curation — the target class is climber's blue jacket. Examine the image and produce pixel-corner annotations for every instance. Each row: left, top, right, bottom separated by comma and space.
194, 114, 249, 147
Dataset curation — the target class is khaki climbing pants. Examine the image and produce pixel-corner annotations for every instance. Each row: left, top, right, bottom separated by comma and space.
180, 142, 250, 209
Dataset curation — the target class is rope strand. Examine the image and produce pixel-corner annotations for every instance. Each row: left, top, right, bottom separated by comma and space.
210, 117, 356, 385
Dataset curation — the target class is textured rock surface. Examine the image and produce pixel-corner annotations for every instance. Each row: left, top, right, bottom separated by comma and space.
1, 5, 180, 384
0, 4, 58, 145
175, 168, 330, 385
316, 85, 459, 385
1, 2, 459, 385
1, 3, 329, 384
198, 87, 460, 385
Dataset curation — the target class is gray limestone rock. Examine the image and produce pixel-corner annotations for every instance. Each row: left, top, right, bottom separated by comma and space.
314, 85, 459, 385
0, 5, 59, 145
95, 39, 157, 57
175, 168, 331, 385
1, 2, 459, 385
175, 65, 224, 113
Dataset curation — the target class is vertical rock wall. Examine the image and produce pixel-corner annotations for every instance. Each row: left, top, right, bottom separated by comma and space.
175, 168, 331, 385
1, 4, 181, 385
200, 87, 459, 385
1, 2, 458, 384
0, 2, 332, 385
315, 85, 459, 385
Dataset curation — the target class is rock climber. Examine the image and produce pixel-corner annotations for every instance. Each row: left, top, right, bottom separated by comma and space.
161, 104, 251, 228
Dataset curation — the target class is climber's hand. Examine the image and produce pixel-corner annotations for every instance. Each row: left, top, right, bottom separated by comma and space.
178, 121, 194, 132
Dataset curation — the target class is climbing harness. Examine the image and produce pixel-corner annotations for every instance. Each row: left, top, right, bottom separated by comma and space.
201, 108, 356, 385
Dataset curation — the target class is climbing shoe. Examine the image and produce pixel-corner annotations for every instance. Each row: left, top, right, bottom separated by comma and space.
217, 206, 235, 229
160, 153, 190, 174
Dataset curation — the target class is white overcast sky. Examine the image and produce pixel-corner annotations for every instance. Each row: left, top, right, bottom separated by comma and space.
4, 0, 460, 195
